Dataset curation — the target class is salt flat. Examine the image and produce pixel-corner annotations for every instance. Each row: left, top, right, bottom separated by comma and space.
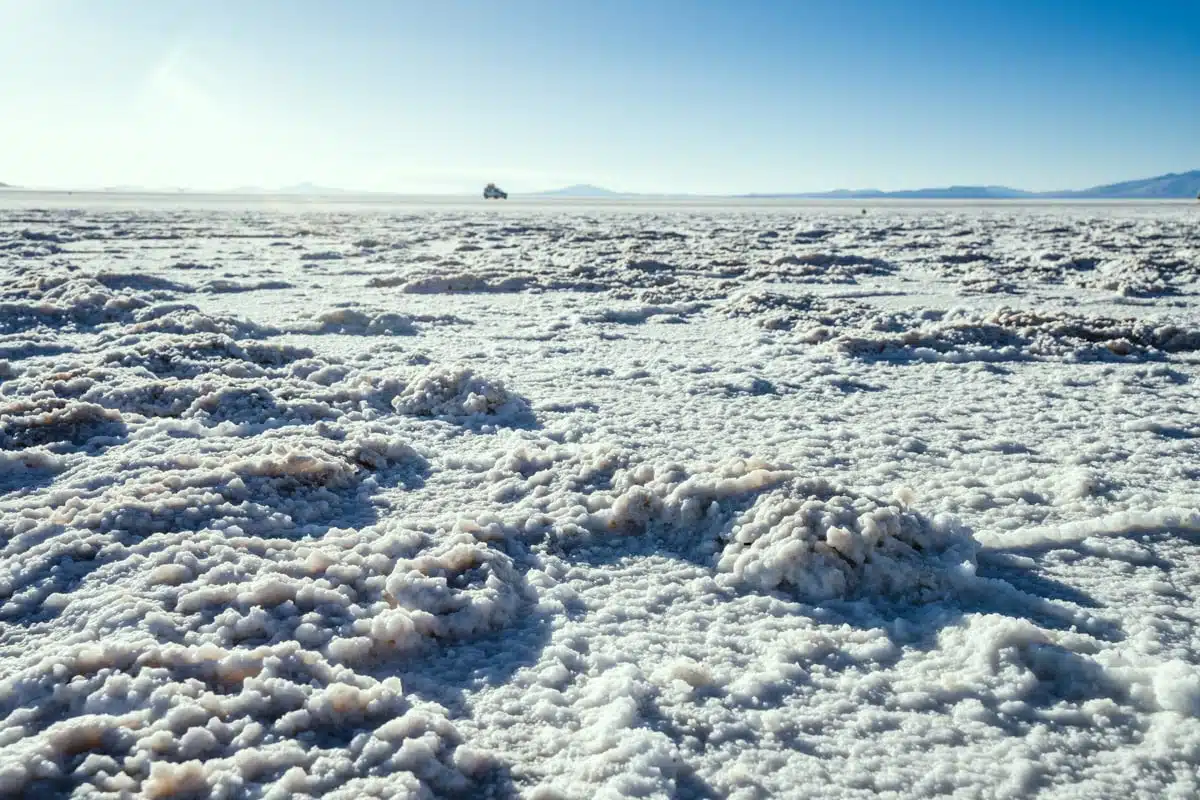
0, 194, 1198, 798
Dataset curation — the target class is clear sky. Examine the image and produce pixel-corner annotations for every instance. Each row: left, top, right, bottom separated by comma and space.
2, 0, 1197, 194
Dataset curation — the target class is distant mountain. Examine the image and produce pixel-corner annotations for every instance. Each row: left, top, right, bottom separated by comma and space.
1046, 170, 1200, 199
14, 170, 1199, 200
533, 184, 624, 197
224, 182, 349, 195
746, 185, 1032, 200
0, 182, 13, 189
873, 185, 1033, 199
744, 171, 1200, 200
278, 182, 349, 195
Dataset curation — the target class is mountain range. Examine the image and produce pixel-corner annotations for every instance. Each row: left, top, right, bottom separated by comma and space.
1039, 171, 1200, 199
537, 170, 1200, 200
4, 171, 1199, 199
532, 184, 626, 198
225, 182, 349, 195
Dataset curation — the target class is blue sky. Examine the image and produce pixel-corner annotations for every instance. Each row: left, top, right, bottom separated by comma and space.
1, 0, 1197, 193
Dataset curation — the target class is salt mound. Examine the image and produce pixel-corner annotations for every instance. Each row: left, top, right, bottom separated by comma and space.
988, 308, 1200, 355
1081, 255, 1187, 297
581, 302, 706, 325
723, 289, 907, 336
0, 276, 152, 332
774, 252, 891, 271
182, 383, 337, 428
92, 273, 193, 294
0, 433, 514, 797
588, 461, 974, 602
488, 446, 976, 603
0, 448, 65, 480
392, 366, 531, 423
200, 278, 294, 294
715, 478, 976, 601
388, 272, 533, 293
832, 307, 1200, 362
81, 376, 209, 418
224, 429, 416, 490
301, 308, 418, 336
627, 258, 677, 273
101, 333, 310, 379
0, 397, 126, 450
0, 272, 278, 340
8, 349, 331, 426
346, 534, 528, 661
0, 426, 424, 622
757, 251, 894, 283
299, 249, 345, 261
113, 306, 280, 340
833, 318, 1024, 362
0, 638, 485, 797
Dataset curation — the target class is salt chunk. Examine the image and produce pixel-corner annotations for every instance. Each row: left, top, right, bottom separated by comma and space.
144, 760, 208, 799
149, 563, 192, 586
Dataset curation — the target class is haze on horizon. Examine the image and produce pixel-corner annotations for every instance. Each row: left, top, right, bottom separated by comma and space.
2, 0, 1197, 195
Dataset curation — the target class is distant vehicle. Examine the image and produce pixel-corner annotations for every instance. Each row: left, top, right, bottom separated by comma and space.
484, 183, 508, 200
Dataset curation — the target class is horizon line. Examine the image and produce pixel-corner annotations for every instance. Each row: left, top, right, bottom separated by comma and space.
2, 189, 1196, 205
3, 167, 1198, 200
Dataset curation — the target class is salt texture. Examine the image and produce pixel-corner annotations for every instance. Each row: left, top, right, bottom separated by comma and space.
0, 198, 1197, 798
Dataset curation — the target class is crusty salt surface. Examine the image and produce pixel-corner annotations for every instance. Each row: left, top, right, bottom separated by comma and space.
0, 199, 1197, 798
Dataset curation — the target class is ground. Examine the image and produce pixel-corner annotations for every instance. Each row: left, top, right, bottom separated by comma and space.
0, 195, 1198, 798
